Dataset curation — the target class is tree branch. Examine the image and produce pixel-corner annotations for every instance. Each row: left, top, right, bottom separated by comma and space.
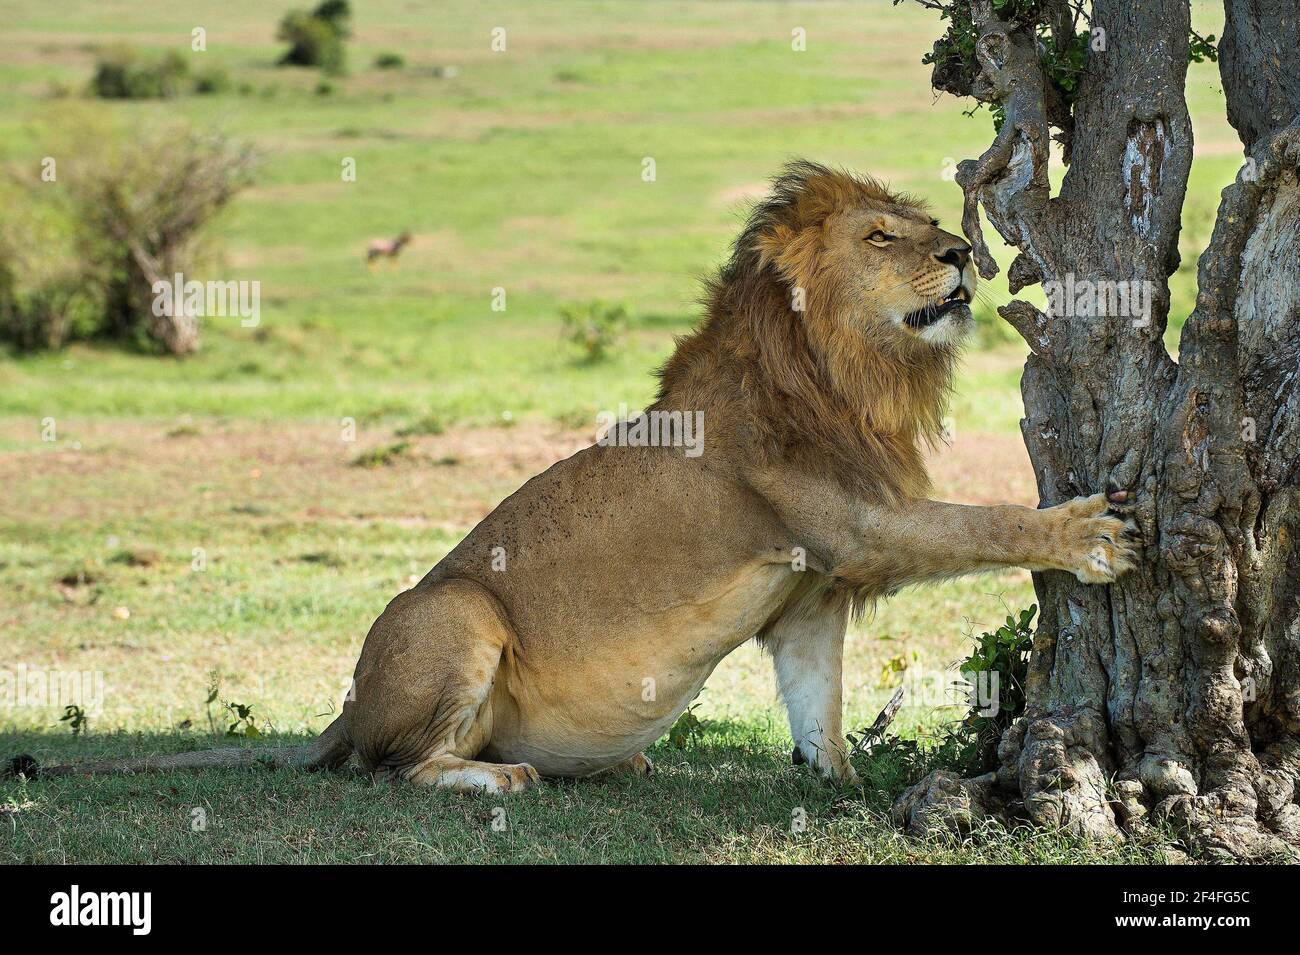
951, 15, 1055, 285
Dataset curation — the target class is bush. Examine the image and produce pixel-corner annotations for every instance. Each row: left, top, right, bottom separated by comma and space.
373, 52, 405, 70
193, 67, 232, 95
0, 188, 105, 350
91, 47, 190, 99
0, 119, 256, 354
0, 255, 102, 350
278, 1, 351, 74
313, 0, 352, 29
90, 48, 236, 99
559, 301, 628, 363
79, 127, 257, 353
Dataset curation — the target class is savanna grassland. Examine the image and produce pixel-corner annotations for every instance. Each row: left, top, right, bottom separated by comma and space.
0, 1, 1239, 863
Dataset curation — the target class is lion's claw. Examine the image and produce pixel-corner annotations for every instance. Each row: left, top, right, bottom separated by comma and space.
1056, 493, 1140, 584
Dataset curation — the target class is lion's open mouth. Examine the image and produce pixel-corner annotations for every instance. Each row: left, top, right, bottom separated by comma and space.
903, 286, 971, 329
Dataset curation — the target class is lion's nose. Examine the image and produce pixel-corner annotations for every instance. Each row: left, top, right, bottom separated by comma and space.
935, 242, 971, 269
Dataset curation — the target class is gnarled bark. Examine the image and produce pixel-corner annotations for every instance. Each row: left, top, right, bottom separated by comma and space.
894, 0, 1300, 860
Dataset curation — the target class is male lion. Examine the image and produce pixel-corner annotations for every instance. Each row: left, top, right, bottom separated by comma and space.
13, 161, 1136, 790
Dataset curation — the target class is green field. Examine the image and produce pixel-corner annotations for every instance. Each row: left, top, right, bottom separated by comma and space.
0, 1, 1234, 863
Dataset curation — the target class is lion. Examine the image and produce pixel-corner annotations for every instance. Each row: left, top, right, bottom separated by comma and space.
10, 161, 1137, 790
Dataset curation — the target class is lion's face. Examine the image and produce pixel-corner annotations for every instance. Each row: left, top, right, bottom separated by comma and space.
749, 164, 976, 349
823, 206, 975, 347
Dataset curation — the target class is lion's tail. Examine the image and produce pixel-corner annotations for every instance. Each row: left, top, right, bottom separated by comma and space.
4, 715, 352, 779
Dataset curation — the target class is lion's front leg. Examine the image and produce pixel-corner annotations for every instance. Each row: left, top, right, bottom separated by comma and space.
840, 492, 1139, 588
762, 598, 858, 785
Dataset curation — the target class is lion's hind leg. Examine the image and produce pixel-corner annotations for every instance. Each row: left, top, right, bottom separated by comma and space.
406, 754, 540, 794
601, 752, 653, 776
348, 578, 540, 795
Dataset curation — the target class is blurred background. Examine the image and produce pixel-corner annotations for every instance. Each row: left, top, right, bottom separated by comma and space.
0, 1, 1239, 861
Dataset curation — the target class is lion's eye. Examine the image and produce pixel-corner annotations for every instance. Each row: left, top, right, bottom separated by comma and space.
866, 230, 896, 244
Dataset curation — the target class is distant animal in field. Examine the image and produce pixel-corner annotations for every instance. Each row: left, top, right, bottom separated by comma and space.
367, 231, 412, 269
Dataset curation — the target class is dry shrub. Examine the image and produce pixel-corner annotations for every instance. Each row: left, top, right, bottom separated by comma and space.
1, 113, 256, 354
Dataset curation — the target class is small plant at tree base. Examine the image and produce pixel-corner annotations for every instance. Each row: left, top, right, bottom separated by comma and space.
0, 245, 102, 350
59, 704, 88, 736
849, 605, 1036, 786
958, 605, 1035, 772
848, 725, 977, 794
559, 301, 628, 363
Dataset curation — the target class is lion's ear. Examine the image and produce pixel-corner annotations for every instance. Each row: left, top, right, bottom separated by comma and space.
756, 224, 821, 286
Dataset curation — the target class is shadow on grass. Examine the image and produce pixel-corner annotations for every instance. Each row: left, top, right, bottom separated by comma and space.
0, 722, 1164, 864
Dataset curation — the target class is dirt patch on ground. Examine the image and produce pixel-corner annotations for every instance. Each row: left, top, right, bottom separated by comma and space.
928, 433, 1035, 506
1, 418, 1034, 532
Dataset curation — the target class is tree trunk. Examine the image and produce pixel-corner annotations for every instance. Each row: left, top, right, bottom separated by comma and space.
893, 0, 1300, 860
131, 245, 201, 356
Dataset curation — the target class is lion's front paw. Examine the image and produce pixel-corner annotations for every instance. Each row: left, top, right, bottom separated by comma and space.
1053, 492, 1139, 584
792, 740, 859, 787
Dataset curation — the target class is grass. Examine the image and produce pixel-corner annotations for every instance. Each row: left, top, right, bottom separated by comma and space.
0, 0, 1239, 863
5, 726, 1174, 864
